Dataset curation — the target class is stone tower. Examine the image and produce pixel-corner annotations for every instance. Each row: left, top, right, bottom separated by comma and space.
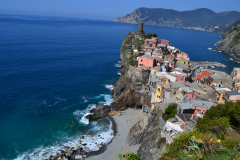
139, 22, 143, 31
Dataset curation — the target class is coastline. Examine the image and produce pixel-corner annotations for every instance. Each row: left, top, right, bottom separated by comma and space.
86, 108, 142, 160
86, 116, 117, 158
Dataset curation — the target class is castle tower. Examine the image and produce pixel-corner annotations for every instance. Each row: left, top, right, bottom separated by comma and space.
139, 22, 143, 31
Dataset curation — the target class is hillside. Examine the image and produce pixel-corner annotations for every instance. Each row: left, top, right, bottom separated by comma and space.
114, 8, 240, 33
216, 19, 240, 61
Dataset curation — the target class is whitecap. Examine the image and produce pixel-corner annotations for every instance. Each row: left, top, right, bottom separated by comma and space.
82, 96, 89, 103
117, 72, 121, 75
207, 48, 212, 50
73, 104, 96, 125
14, 120, 114, 160
105, 84, 114, 91
229, 58, 233, 61
114, 63, 121, 68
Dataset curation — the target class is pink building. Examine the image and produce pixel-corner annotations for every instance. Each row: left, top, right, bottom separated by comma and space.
144, 39, 157, 48
225, 91, 240, 102
176, 52, 190, 61
138, 55, 156, 69
158, 39, 171, 46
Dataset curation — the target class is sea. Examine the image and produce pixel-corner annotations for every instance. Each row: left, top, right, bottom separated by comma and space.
1, 15, 240, 160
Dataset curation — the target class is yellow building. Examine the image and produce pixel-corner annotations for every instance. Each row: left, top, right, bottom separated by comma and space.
155, 83, 164, 102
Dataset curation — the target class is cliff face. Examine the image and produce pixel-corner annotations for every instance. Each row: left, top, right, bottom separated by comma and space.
114, 8, 240, 33
87, 33, 150, 122
216, 20, 240, 61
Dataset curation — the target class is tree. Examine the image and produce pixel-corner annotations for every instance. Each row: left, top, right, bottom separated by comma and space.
137, 46, 141, 51
212, 117, 229, 139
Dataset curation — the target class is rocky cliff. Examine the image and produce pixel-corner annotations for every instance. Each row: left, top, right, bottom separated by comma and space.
216, 20, 240, 61
114, 8, 240, 33
87, 32, 151, 122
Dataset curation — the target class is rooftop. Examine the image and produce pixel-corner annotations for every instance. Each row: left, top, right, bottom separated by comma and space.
139, 54, 155, 60
225, 91, 240, 96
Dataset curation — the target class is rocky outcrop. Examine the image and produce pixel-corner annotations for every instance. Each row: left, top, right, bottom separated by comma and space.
115, 8, 240, 33
216, 20, 240, 61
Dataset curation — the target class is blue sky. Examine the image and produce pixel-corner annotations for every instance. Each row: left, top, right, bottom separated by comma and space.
1, 0, 240, 20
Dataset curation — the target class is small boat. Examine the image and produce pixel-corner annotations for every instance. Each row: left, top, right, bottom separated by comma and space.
211, 66, 215, 68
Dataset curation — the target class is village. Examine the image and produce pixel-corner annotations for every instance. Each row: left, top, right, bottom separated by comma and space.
123, 23, 240, 145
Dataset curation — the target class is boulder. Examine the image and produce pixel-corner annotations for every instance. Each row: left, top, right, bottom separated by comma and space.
96, 144, 99, 147
66, 150, 73, 156
80, 136, 84, 139
78, 140, 81, 144
83, 147, 89, 151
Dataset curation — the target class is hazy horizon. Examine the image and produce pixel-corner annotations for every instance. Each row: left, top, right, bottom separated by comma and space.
1, 0, 240, 21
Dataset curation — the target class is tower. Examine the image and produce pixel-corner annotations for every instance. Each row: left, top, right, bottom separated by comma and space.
139, 22, 143, 31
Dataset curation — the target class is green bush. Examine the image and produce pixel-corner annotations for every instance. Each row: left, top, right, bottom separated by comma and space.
125, 153, 141, 160
222, 138, 240, 150
157, 137, 166, 146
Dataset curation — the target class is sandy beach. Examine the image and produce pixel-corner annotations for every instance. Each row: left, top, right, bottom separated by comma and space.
86, 108, 142, 160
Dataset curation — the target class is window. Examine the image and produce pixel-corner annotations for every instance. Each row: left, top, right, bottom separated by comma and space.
181, 78, 183, 81
141, 59, 143, 62
158, 88, 160, 92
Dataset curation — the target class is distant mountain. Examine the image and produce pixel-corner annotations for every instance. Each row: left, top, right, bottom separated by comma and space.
216, 19, 240, 61
114, 8, 240, 32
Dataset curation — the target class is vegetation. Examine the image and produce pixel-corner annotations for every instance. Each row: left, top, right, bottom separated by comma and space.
162, 103, 177, 121
157, 137, 166, 146
231, 32, 240, 46
136, 46, 141, 51
111, 148, 141, 160
196, 101, 240, 135
146, 33, 157, 39
160, 101, 240, 159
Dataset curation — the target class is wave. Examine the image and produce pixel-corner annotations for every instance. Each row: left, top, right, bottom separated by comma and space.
73, 104, 96, 125
14, 121, 113, 160
229, 58, 233, 61
114, 63, 121, 68
207, 48, 212, 50
117, 72, 121, 75
81, 96, 89, 103
105, 84, 114, 91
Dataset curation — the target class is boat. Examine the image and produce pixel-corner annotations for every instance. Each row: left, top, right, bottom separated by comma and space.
211, 66, 215, 68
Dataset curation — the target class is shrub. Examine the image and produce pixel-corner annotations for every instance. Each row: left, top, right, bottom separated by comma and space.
157, 137, 166, 146
222, 138, 240, 150
125, 153, 142, 160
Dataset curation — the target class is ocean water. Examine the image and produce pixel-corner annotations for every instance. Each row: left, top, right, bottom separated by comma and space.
0, 16, 240, 160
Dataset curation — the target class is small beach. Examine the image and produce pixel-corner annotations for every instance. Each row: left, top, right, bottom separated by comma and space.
87, 108, 142, 160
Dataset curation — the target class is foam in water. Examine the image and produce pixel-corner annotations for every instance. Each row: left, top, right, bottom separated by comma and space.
114, 63, 121, 68
14, 120, 113, 160
117, 72, 121, 75
81, 96, 89, 103
105, 84, 114, 91
15, 94, 114, 160
73, 104, 96, 125
207, 48, 212, 50
229, 58, 233, 61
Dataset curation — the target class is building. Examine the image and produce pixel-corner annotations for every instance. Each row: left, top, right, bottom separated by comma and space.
194, 69, 213, 84
177, 99, 215, 115
176, 52, 190, 61
225, 91, 240, 102
138, 55, 156, 69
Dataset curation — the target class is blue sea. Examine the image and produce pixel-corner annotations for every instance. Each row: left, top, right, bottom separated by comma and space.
0, 15, 240, 160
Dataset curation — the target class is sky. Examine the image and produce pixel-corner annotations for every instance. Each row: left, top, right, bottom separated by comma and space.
1, 0, 240, 21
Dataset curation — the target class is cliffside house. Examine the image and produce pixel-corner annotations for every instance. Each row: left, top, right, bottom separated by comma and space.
138, 55, 156, 70
143, 39, 157, 52
177, 99, 215, 115
161, 120, 183, 144
194, 69, 213, 84
225, 91, 240, 102
176, 52, 190, 61
158, 39, 171, 46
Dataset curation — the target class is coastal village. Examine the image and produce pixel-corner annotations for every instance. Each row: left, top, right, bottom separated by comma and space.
108, 23, 240, 159
125, 23, 239, 143
46, 23, 240, 160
